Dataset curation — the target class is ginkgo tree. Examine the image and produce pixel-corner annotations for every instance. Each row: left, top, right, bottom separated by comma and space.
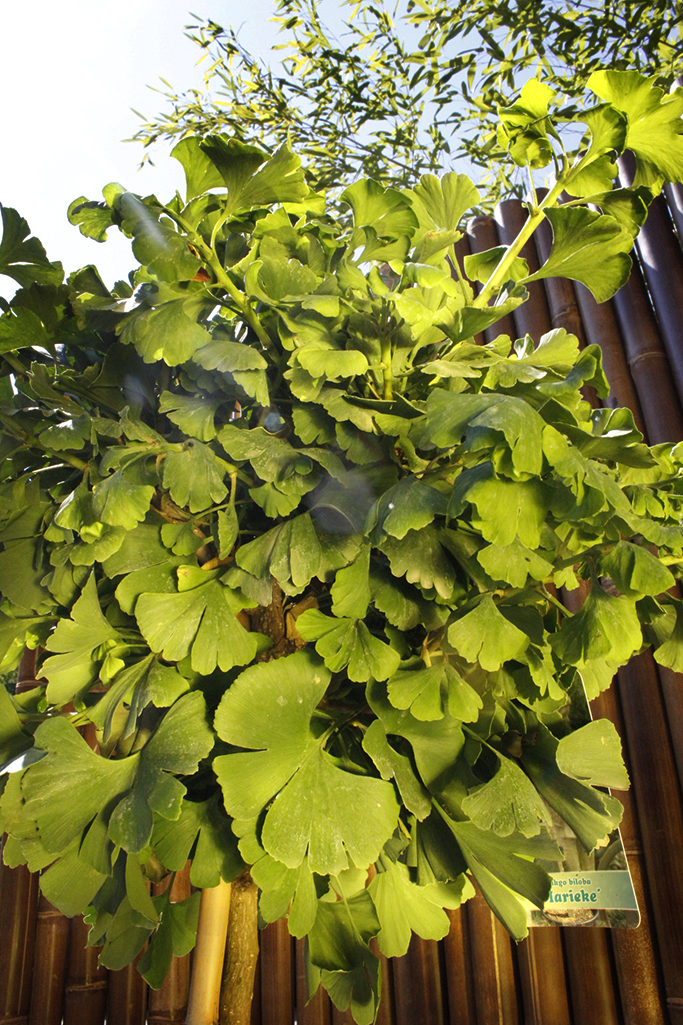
1, 70, 683, 1025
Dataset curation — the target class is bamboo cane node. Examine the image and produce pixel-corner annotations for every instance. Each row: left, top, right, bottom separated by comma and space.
628, 350, 670, 368
63, 979, 108, 993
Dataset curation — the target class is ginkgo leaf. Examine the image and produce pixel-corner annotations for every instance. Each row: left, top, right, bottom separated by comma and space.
555, 720, 629, 790
120, 299, 212, 366
92, 471, 154, 530
361, 719, 431, 819
296, 610, 401, 682
152, 794, 244, 888
41, 573, 119, 704
448, 597, 529, 671
214, 651, 399, 875
477, 541, 553, 588
367, 477, 447, 541
588, 71, 683, 187
653, 602, 683, 672
600, 540, 674, 597
236, 513, 323, 593
386, 662, 482, 723
549, 584, 642, 666
527, 206, 633, 302
162, 440, 228, 513
135, 578, 257, 674
18, 692, 213, 858
331, 544, 371, 619
0, 205, 63, 288
380, 526, 456, 600
308, 890, 381, 1025
461, 755, 551, 837
159, 392, 221, 442
367, 680, 465, 792
522, 720, 624, 853
406, 172, 480, 234
369, 860, 452, 957
467, 477, 549, 548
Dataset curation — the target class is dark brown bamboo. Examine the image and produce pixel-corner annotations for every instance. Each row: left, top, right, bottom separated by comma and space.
443, 909, 476, 1025
463, 890, 519, 1025
561, 931, 620, 1025
533, 204, 588, 346
615, 653, 683, 1024
590, 677, 668, 1025
453, 235, 485, 346
147, 864, 192, 1025
516, 930, 571, 1025
392, 935, 447, 1025
294, 939, 331, 1025
494, 199, 552, 343
219, 871, 259, 1025
258, 919, 292, 1025
664, 182, 683, 244
374, 947, 394, 1025
610, 254, 683, 445
15, 648, 38, 692
573, 282, 646, 430
466, 216, 516, 343
654, 664, 683, 799
62, 913, 108, 1025
0, 858, 39, 1025
27, 894, 69, 1025
619, 153, 683, 407
107, 952, 148, 1025
390, 946, 419, 1025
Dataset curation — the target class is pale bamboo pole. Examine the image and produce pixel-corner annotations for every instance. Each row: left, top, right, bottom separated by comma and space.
185, 881, 232, 1025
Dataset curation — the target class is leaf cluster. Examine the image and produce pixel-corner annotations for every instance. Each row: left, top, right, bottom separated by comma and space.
1, 71, 683, 1022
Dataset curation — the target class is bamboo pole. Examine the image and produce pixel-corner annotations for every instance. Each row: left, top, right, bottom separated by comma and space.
610, 255, 683, 445
532, 203, 588, 346
218, 871, 259, 1025
618, 153, 683, 406
494, 199, 552, 343
62, 914, 108, 1025
399, 937, 445, 1025
573, 282, 646, 431
443, 909, 476, 1025
590, 684, 668, 1025
186, 881, 232, 1025
516, 930, 570, 1025
562, 930, 621, 1025
258, 919, 291, 1025
453, 236, 484, 346
466, 217, 516, 343
294, 939, 331, 1025
0, 857, 39, 1025
663, 183, 683, 244
615, 653, 683, 1024
462, 889, 519, 1025
27, 894, 69, 1025
149, 864, 192, 1025
107, 953, 148, 1025
374, 946, 394, 1025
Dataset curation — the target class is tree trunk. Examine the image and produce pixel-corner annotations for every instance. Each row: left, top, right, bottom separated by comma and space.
218, 871, 259, 1025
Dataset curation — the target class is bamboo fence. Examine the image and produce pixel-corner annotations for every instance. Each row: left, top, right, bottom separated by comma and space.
2, 183, 683, 1025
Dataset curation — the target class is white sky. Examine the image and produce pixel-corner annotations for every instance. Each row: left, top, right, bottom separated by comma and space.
0, 0, 288, 299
